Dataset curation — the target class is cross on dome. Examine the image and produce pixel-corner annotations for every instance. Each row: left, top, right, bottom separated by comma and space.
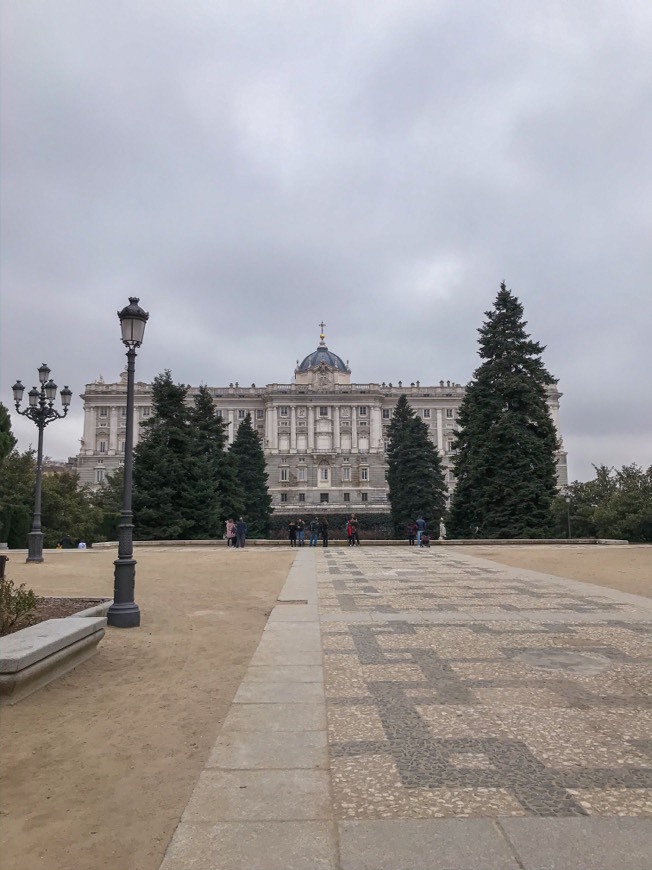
319, 321, 326, 345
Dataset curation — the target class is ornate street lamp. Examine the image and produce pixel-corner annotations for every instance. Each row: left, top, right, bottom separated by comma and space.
12, 367, 72, 562
107, 297, 149, 628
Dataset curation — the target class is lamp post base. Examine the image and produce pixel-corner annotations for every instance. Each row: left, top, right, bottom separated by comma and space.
107, 601, 141, 628
26, 531, 44, 563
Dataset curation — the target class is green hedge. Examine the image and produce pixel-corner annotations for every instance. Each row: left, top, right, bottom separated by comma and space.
0, 504, 32, 549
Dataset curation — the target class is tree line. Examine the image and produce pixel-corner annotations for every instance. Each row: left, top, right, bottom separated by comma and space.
2, 285, 650, 544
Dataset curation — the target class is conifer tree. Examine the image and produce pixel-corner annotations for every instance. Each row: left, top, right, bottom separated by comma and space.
0, 402, 17, 464
133, 371, 192, 539
448, 283, 559, 538
386, 394, 448, 537
186, 385, 243, 537
230, 413, 272, 538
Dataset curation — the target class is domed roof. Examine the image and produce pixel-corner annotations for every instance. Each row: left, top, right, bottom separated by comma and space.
296, 344, 349, 373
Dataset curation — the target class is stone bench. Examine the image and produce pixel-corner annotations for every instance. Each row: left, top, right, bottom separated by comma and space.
0, 616, 106, 705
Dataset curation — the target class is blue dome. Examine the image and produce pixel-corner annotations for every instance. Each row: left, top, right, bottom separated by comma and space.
297, 345, 349, 373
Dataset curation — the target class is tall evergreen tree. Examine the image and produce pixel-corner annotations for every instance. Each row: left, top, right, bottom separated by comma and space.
186, 385, 243, 537
449, 283, 559, 538
133, 371, 192, 539
0, 403, 17, 464
386, 394, 448, 537
230, 413, 272, 538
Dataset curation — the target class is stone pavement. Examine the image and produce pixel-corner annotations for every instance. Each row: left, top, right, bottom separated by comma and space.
159, 547, 652, 870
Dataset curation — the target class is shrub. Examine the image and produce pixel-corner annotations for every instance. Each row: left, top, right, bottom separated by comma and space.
0, 576, 39, 636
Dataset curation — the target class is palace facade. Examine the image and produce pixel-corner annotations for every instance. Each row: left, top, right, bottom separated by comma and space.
76, 331, 568, 513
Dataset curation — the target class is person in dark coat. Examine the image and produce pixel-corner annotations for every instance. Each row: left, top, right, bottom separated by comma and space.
320, 517, 329, 547
235, 517, 247, 548
288, 520, 298, 547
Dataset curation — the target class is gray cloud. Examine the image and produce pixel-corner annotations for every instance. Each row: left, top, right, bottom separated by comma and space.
2, 0, 651, 479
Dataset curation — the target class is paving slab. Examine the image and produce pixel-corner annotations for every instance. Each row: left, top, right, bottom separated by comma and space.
206, 730, 328, 769
182, 768, 332, 822
242, 664, 324, 683
500, 817, 652, 870
233, 679, 325, 704
221, 702, 327, 732
339, 819, 521, 869
160, 821, 338, 870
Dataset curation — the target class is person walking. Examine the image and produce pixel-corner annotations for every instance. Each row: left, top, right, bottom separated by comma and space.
288, 519, 298, 547
416, 515, 426, 548
235, 516, 247, 548
225, 518, 236, 547
406, 520, 417, 546
309, 517, 319, 547
297, 518, 305, 547
346, 519, 354, 546
320, 516, 329, 547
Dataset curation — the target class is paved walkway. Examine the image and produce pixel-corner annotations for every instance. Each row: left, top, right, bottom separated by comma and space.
159, 547, 652, 869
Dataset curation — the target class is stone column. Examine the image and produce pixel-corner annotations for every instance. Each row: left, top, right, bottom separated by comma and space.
228, 410, 235, 445
109, 407, 118, 453
272, 407, 279, 450
264, 404, 272, 447
290, 406, 297, 450
436, 409, 444, 453
333, 405, 340, 449
370, 405, 381, 450
351, 406, 358, 449
83, 405, 95, 454
307, 406, 315, 451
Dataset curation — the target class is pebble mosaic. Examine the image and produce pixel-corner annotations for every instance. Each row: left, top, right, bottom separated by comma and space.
317, 549, 652, 819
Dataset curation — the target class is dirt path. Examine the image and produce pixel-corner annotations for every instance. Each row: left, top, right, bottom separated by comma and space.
457, 544, 652, 598
1, 547, 294, 870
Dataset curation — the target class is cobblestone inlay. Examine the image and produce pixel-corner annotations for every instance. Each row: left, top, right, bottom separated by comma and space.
318, 549, 652, 820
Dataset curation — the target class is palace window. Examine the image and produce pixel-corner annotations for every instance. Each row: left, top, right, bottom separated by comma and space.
238, 409, 246, 419
121, 407, 127, 417
256, 409, 264, 419
423, 409, 431, 418
280, 467, 289, 482
98, 441, 107, 454
280, 406, 289, 417
320, 466, 329, 482
382, 409, 390, 419
446, 408, 454, 418
280, 493, 288, 503
361, 492, 368, 502
358, 406, 367, 416
99, 407, 108, 417
215, 409, 223, 417
298, 493, 306, 502
298, 466, 307, 481
95, 469, 105, 484
320, 493, 329, 503
143, 407, 150, 416
360, 467, 369, 481
119, 442, 125, 453
319, 406, 328, 416
343, 492, 350, 502
342, 466, 351, 481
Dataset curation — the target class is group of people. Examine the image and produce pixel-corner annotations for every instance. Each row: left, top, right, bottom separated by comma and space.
288, 517, 328, 546
224, 517, 248, 548
405, 517, 446, 546
287, 514, 360, 547
406, 516, 430, 547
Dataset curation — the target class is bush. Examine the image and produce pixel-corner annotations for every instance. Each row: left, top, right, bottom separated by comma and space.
0, 576, 39, 636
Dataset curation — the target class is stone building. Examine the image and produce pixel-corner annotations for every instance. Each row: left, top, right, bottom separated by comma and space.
76, 329, 568, 512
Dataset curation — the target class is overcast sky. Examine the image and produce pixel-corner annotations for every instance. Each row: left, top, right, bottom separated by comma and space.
2, 0, 651, 482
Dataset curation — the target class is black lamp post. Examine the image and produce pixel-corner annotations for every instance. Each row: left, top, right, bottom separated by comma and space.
12, 366, 72, 562
107, 297, 149, 628
564, 492, 572, 539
